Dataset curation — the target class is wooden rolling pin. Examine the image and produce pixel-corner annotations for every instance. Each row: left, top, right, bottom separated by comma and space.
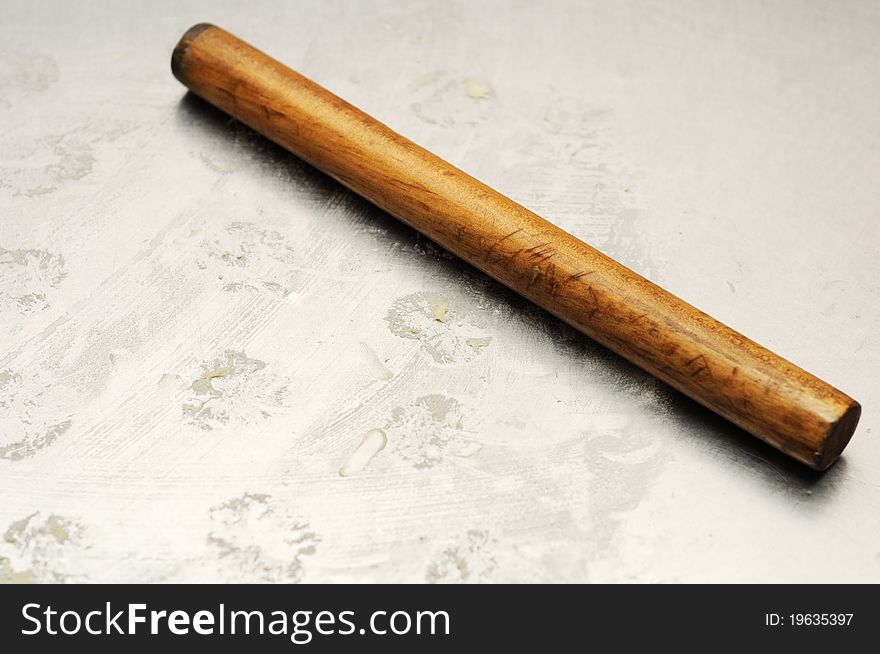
171, 23, 860, 470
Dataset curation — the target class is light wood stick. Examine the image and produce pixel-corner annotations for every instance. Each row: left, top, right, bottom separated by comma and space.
171, 23, 860, 470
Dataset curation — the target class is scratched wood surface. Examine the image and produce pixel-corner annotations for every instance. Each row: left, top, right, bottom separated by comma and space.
1, 0, 879, 583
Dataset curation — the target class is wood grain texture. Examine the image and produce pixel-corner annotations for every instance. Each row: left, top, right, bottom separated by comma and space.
171, 23, 860, 470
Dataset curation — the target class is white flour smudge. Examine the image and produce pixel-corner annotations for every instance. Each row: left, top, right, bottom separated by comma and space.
0, 50, 59, 95
385, 292, 492, 364
0, 369, 72, 461
182, 350, 288, 430
425, 530, 498, 583
196, 221, 298, 296
0, 246, 66, 315
0, 513, 86, 583
0, 135, 94, 197
410, 71, 495, 127
205, 494, 319, 583
386, 394, 472, 469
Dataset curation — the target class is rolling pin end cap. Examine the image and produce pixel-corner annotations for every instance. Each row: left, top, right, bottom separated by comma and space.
171, 23, 218, 83
815, 400, 861, 471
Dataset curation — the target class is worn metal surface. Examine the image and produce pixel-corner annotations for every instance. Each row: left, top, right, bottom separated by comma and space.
1, 0, 878, 583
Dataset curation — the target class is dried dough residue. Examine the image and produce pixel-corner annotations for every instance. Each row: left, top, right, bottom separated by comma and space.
359, 342, 393, 380
464, 78, 492, 100
432, 300, 448, 322
339, 429, 387, 477
456, 442, 482, 458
